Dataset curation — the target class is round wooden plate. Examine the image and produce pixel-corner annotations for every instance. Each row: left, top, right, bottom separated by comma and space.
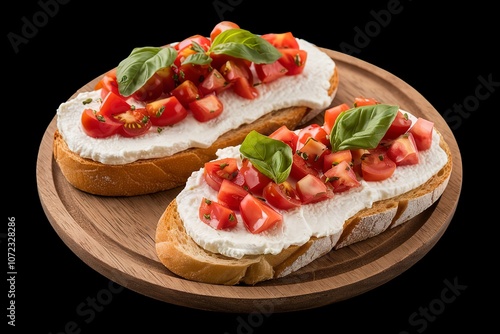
36, 48, 462, 313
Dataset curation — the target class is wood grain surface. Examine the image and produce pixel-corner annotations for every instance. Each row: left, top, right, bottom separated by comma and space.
36, 48, 462, 313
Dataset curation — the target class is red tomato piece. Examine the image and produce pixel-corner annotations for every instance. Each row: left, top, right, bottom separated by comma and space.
353, 96, 380, 107
409, 117, 434, 151
239, 159, 272, 195
217, 179, 249, 210
199, 198, 238, 230
99, 91, 131, 118
198, 68, 231, 95
131, 73, 164, 102
322, 149, 353, 173
296, 137, 328, 170
189, 94, 224, 122
145, 96, 188, 126
203, 158, 239, 191
261, 32, 300, 49
269, 125, 299, 152
297, 124, 330, 148
94, 69, 127, 100
290, 153, 320, 181
387, 133, 420, 166
323, 103, 350, 134
240, 194, 282, 234
170, 80, 200, 109
262, 181, 301, 210
220, 59, 258, 99
278, 48, 307, 76
175, 34, 211, 52
254, 61, 288, 83
210, 21, 240, 41
383, 110, 412, 140
295, 174, 334, 204
113, 108, 152, 138
360, 149, 396, 181
81, 108, 121, 138
155, 66, 178, 94
323, 160, 361, 193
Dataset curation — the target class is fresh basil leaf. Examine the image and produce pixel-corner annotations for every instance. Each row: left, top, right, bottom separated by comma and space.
240, 130, 293, 184
209, 29, 282, 64
183, 52, 212, 66
116, 46, 177, 97
330, 104, 399, 152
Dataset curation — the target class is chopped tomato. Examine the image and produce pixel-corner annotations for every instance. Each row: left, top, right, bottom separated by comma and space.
170, 80, 200, 108
131, 73, 164, 102
199, 198, 238, 230
387, 133, 419, 166
261, 32, 300, 49
296, 137, 328, 170
81, 108, 121, 138
323, 103, 350, 134
353, 96, 380, 107
175, 34, 211, 52
323, 160, 361, 193
278, 48, 307, 76
360, 149, 396, 181
155, 66, 178, 94
322, 149, 353, 173
262, 181, 301, 210
203, 158, 239, 191
295, 174, 334, 204
240, 194, 282, 234
409, 117, 434, 150
383, 110, 412, 140
94, 69, 126, 100
269, 125, 298, 152
217, 179, 249, 210
290, 153, 320, 181
145, 96, 187, 126
198, 68, 231, 95
210, 21, 240, 41
112, 108, 152, 137
239, 159, 272, 195
220, 59, 258, 99
254, 61, 288, 83
99, 91, 132, 118
297, 124, 330, 148
189, 94, 224, 122
178, 63, 212, 85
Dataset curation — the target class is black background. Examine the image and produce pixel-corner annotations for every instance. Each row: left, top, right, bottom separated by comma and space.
4, 0, 497, 333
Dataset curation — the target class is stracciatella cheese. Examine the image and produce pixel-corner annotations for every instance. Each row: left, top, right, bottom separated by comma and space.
56, 39, 335, 165
176, 113, 449, 259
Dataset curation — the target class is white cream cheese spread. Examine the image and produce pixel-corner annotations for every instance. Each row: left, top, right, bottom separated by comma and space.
56, 39, 335, 165
176, 113, 449, 259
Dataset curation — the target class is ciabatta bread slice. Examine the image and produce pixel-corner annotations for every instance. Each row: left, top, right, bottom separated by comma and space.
155, 132, 452, 285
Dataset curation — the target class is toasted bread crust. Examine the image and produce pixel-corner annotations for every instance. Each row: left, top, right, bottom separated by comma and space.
53, 67, 338, 196
155, 133, 452, 285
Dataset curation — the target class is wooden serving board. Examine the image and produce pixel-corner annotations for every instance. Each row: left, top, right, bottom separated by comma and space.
36, 48, 462, 313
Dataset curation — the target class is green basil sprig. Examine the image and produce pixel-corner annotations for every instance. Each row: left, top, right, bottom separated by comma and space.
330, 104, 399, 152
116, 46, 177, 97
115, 28, 281, 97
183, 29, 282, 67
239, 130, 293, 184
